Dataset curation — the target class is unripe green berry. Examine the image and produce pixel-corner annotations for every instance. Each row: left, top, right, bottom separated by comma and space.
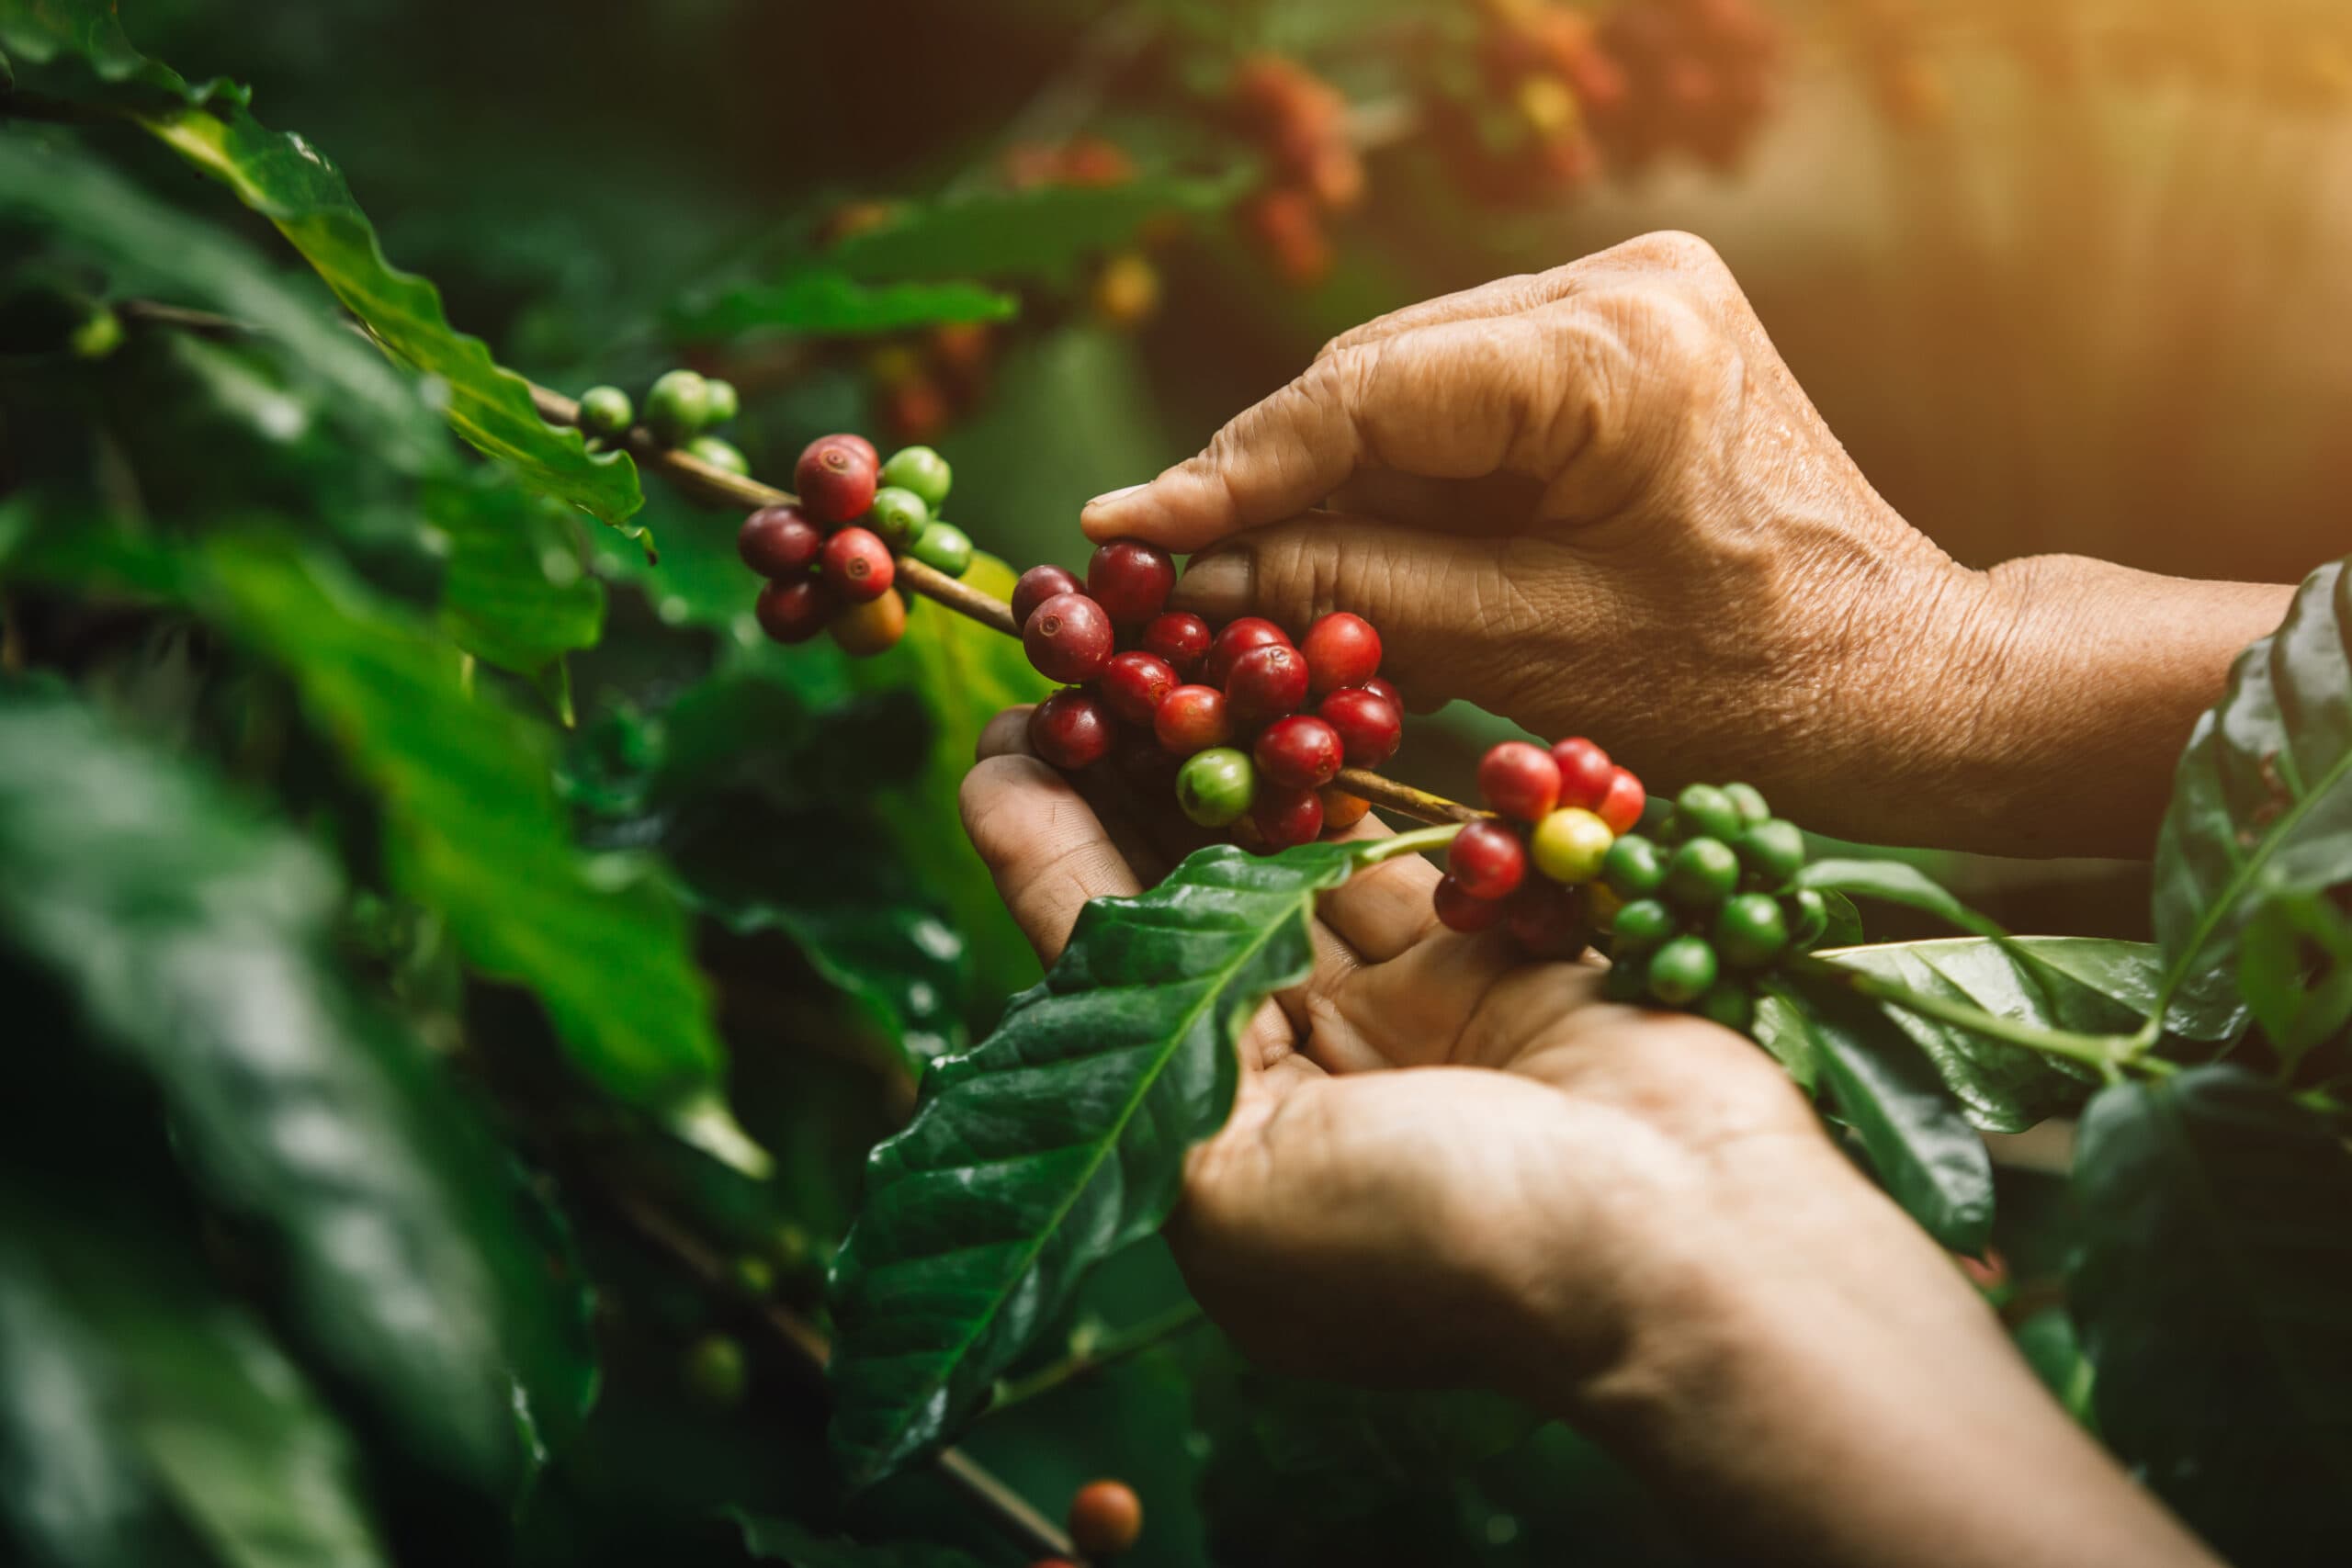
910, 521, 974, 578
1647, 934, 1720, 1006
1610, 897, 1678, 952
1665, 837, 1740, 908
1712, 892, 1789, 968
1722, 782, 1770, 827
1694, 979, 1755, 1032
1785, 888, 1832, 951
731, 1254, 775, 1298
1176, 747, 1256, 828
1671, 784, 1742, 843
865, 485, 930, 549
879, 445, 953, 509
684, 1333, 747, 1409
702, 378, 740, 425
577, 385, 635, 438
645, 368, 713, 444
1736, 818, 1807, 889
1601, 833, 1668, 898
1603, 951, 1650, 1002
687, 434, 749, 475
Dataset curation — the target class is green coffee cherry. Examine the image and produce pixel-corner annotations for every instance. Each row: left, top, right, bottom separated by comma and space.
684, 1333, 747, 1408
1647, 935, 1720, 1006
1694, 978, 1755, 1032
1712, 892, 1789, 968
687, 434, 749, 475
644, 368, 713, 444
1610, 897, 1678, 952
880, 445, 953, 509
70, 306, 123, 360
1671, 784, 1743, 844
866, 485, 930, 549
1603, 951, 1650, 1002
1736, 818, 1807, 889
1785, 888, 1831, 951
702, 377, 740, 425
1601, 833, 1667, 898
1665, 837, 1740, 908
577, 385, 634, 438
731, 1254, 775, 1298
910, 521, 974, 578
1176, 747, 1256, 827
1722, 782, 1770, 827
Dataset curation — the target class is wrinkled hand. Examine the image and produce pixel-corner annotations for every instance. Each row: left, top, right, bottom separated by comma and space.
1082, 231, 2004, 847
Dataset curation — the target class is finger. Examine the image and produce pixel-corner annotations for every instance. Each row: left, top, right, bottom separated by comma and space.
959, 753, 1143, 964
1080, 313, 1558, 552
1314, 265, 1582, 361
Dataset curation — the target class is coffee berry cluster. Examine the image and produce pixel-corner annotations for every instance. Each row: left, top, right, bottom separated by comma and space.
1016, 545, 1404, 852
1432, 737, 1645, 956
577, 367, 749, 476
741, 433, 976, 659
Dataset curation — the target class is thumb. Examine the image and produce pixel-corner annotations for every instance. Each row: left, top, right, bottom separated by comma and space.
1168, 512, 1542, 713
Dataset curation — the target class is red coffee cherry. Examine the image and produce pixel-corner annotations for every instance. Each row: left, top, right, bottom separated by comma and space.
1201, 616, 1292, 688
1478, 740, 1562, 822
1300, 611, 1381, 697
1253, 714, 1344, 791
1596, 766, 1646, 834
1029, 689, 1115, 772
1100, 650, 1178, 725
1068, 1480, 1144, 1560
1433, 874, 1507, 932
830, 590, 907, 657
1154, 684, 1232, 756
1086, 538, 1177, 626
1023, 592, 1115, 683
738, 504, 825, 579
1551, 736, 1615, 811
1225, 642, 1309, 725
1507, 878, 1588, 958
1139, 612, 1213, 679
820, 526, 896, 603
1359, 673, 1405, 713
1318, 786, 1372, 831
755, 578, 833, 644
1012, 564, 1082, 627
1447, 819, 1528, 901
1317, 688, 1401, 767
1251, 785, 1327, 849
795, 434, 879, 525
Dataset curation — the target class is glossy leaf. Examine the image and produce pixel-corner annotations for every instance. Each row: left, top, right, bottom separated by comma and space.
734, 1512, 987, 1568
671, 271, 1016, 340
2235, 887, 2352, 1069
0, 0, 245, 112
1749, 986, 1819, 1092
2153, 558, 2352, 1032
828, 840, 1360, 1485
428, 478, 606, 694
818, 173, 1250, 289
1799, 858, 2005, 939
1785, 981, 1995, 1252
2071, 1066, 2352, 1555
0, 687, 592, 1495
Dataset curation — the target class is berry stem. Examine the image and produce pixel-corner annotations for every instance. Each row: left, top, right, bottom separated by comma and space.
1352, 821, 1464, 866
984, 1300, 1209, 1417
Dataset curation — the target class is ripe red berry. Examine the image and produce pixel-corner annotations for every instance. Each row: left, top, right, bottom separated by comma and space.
1507, 878, 1589, 958
1253, 714, 1343, 791
1086, 538, 1176, 626
1139, 612, 1213, 679
1251, 785, 1326, 850
1225, 642, 1310, 725
830, 590, 906, 657
1202, 616, 1291, 688
1154, 684, 1231, 756
737, 504, 825, 579
1029, 689, 1115, 772
1068, 1480, 1144, 1560
795, 434, 879, 525
1318, 786, 1371, 831
820, 526, 895, 603
755, 578, 833, 644
1551, 737, 1615, 811
1100, 650, 1178, 725
1478, 740, 1562, 822
1023, 592, 1114, 683
1448, 819, 1528, 901
1012, 564, 1082, 627
1325, 690, 1406, 770
1300, 612, 1382, 697
1433, 874, 1506, 933
1596, 766, 1646, 834
1359, 673, 1405, 712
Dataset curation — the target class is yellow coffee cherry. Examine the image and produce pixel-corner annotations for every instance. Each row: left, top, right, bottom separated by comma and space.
1530, 807, 1613, 884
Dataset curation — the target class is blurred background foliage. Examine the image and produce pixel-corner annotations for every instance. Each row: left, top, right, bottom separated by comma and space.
4, 0, 2349, 1562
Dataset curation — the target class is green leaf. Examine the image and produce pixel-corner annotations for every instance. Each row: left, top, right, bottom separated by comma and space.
2236, 888, 2352, 1068
193, 536, 762, 1174
2153, 558, 2352, 1034
733, 1512, 988, 1568
827, 840, 1361, 1485
141, 107, 647, 540
1750, 986, 1819, 1092
1799, 858, 2006, 939
0, 686, 594, 1495
0, 0, 245, 113
2071, 1066, 2352, 1555
670, 271, 1017, 341
1786, 981, 1995, 1252
820, 173, 1250, 289
428, 478, 605, 693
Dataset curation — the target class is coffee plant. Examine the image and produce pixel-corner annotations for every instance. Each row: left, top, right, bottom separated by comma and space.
4, 1, 2349, 1564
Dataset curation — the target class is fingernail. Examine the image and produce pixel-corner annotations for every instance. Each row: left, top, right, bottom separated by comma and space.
1083, 482, 1146, 513
1171, 547, 1252, 620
